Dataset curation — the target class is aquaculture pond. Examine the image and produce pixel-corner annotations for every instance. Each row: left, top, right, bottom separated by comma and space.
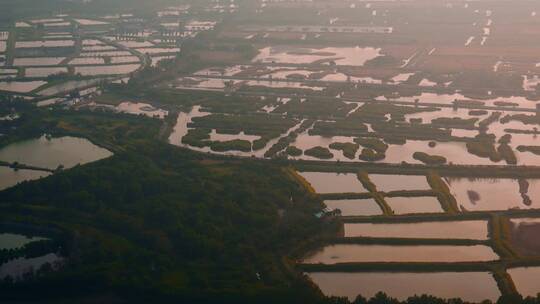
383, 140, 497, 166
25, 67, 68, 78
324, 199, 382, 216
291, 133, 358, 162
0, 135, 112, 169
368, 174, 430, 192
507, 267, 540, 297
344, 220, 489, 239
13, 57, 65, 66
298, 172, 367, 194
508, 218, 540, 256
302, 244, 499, 264
445, 177, 540, 211
74, 64, 140, 76
308, 272, 500, 302
0, 167, 51, 191
385, 196, 444, 214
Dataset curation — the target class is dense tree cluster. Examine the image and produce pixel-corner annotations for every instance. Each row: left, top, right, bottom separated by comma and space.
0, 143, 331, 303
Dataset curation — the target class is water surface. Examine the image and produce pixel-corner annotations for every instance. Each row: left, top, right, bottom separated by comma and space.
308, 272, 500, 302
368, 174, 430, 192
445, 177, 540, 211
344, 220, 488, 239
385, 196, 444, 214
0, 167, 51, 191
324, 199, 382, 216
508, 267, 540, 297
0, 136, 112, 169
298, 172, 367, 194
302, 244, 498, 264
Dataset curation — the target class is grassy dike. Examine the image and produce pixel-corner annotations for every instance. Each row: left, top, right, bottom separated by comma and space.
426, 171, 459, 214
356, 171, 393, 215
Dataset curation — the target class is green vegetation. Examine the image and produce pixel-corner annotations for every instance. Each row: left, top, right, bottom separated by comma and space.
273, 98, 356, 118
466, 134, 502, 162
469, 110, 489, 116
426, 173, 459, 214
286, 146, 303, 157
305, 146, 334, 159
264, 119, 313, 158
0, 142, 333, 303
182, 128, 211, 147
497, 143, 517, 165
356, 172, 392, 215
190, 114, 297, 136
358, 148, 385, 162
350, 103, 439, 122
363, 55, 401, 67
329, 142, 359, 159
494, 101, 519, 107
478, 112, 502, 130
182, 114, 298, 152
501, 113, 540, 126
431, 117, 478, 129
413, 152, 447, 165
354, 137, 388, 153
517, 145, 540, 155
210, 139, 252, 152
5, 3, 540, 302
310, 119, 368, 137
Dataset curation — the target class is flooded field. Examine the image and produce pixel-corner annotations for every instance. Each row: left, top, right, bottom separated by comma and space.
324, 199, 382, 216
302, 244, 498, 264
74, 64, 140, 76
298, 172, 366, 194
445, 177, 540, 211
0, 135, 112, 169
6, 1, 540, 301
508, 218, 540, 255
383, 140, 500, 166
308, 272, 500, 302
0, 167, 51, 191
25, 67, 67, 77
15, 40, 74, 48
80, 51, 132, 57
135, 47, 180, 55
13, 57, 65, 66
68, 57, 105, 65
508, 267, 540, 297
110, 56, 140, 64
368, 174, 430, 192
253, 46, 382, 66
385, 196, 444, 214
344, 220, 489, 239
